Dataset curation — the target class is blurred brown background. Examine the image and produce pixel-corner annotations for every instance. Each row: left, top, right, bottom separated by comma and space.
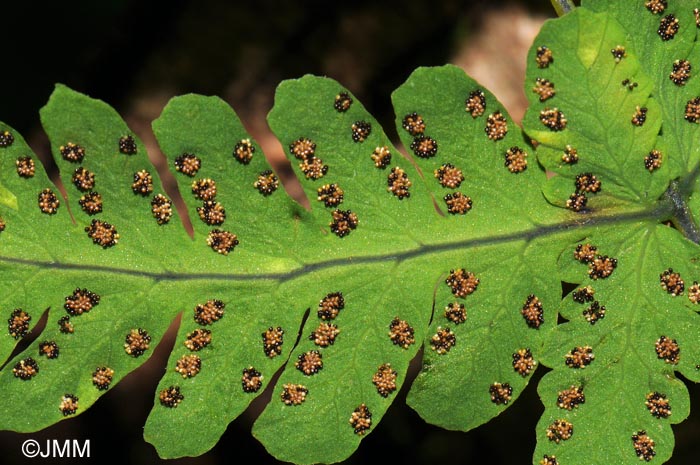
0, 1, 698, 464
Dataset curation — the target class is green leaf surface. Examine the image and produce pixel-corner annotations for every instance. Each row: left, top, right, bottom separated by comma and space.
523, 3, 700, 464
0, 85, 186, 433
250, 75, 432, 464
389, 65, 564, 431
532, 222, 700, 465
523, 7, 671, 208
250, 69, 570, 463
583, 0, 700, 171
0, 2, 699, 463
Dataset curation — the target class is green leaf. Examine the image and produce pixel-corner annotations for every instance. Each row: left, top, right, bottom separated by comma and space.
249, 75, 431, 464
523, 4, 700, 464
523, 7, 671, 208
0, 85, 188, 432
583, 0, 700, 170
389, 65, 564, 431
1, 2, 700, 462
534, 226, 698, 465
248, 69, 569, 463
0, 182, 17, 211
140, 93, 312, 458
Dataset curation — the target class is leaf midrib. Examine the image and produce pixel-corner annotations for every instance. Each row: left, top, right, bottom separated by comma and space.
0, 208, 664, 283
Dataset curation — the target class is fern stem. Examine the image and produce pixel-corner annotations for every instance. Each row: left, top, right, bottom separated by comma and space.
550, 0, 576, 16
663, 180, 700, 244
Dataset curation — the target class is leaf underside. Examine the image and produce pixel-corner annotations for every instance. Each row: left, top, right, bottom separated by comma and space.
0, 1, 698, 464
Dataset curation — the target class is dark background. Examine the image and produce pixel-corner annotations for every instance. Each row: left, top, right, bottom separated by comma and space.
0, 1, 698, 464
